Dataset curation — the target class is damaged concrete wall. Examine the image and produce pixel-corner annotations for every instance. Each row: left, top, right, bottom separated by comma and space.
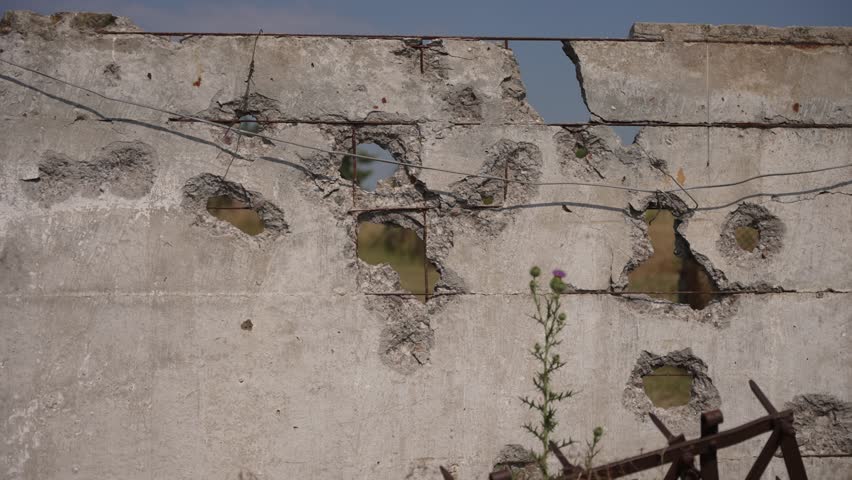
1, 11, 850, 479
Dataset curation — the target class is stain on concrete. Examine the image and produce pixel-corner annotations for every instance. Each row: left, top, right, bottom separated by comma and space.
103, 62, 121, 84
784, 393, 852, 456
23, 141, 156, 206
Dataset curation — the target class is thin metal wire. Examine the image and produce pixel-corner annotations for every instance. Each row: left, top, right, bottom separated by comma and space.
2, 57, 851, 196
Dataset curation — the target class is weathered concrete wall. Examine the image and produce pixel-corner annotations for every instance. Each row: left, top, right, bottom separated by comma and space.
1, 11, 850, 479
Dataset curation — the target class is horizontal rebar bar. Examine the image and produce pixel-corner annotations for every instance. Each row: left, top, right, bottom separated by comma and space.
97, 30, 850, 46
167, 117, 852, 130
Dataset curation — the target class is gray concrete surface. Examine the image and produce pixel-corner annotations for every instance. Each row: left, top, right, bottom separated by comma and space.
1, 11, 850, 480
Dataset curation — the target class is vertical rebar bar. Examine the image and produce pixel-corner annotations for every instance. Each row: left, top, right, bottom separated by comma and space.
351, 126, 357, 208
422, 210, 429, 302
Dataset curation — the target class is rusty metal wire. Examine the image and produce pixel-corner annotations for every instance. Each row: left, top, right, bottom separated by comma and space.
1, 57, 850, 198
96, 30, 851, 47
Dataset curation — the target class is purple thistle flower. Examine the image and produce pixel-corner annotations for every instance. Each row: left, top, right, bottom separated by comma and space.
552, 269, 566, 279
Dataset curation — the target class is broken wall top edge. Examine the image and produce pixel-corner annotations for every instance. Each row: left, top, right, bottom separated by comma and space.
630, 22, 852, 44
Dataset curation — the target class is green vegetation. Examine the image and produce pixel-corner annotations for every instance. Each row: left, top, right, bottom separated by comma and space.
206, 195, 264, 236
339, 148, 375, 187
642, 365, 693, 408
627, 209, 716, 309
522, 267, 604, 478
735, 225, 760, 252
627, 210, 681, 302
357, 222, 440, 302
574, 144, 588, 158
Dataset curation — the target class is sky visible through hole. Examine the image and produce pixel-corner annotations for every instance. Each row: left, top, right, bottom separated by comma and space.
340, 143, 398, 191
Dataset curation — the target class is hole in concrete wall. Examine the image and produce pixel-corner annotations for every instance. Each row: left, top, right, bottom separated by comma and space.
784, 394, 852, 456
734, 226, 760, 252
642, 365, 693, 408
627, 209, 718, 310
357, 221, 439, 302
719, 203, 784, 261
183, 173, 288, 239
240, 319, 253, 331
612, 126, 641, 145
511, 42, 588, 123
339, 143, 398, 192
624, 349, 720, 426
206, 196, 265, 236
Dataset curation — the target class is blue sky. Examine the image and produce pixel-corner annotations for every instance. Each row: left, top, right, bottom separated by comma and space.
2, 0, 850, 124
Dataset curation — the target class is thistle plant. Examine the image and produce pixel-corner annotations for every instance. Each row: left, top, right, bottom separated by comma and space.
520, 266, 575, 477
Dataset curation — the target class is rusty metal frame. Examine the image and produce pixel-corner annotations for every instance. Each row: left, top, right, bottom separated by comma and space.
477, 381, 809, 480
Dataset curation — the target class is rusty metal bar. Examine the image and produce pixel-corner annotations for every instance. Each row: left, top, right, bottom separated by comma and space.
167, 117, 418, 125
97, 30, 851, 46
745, 426, 781, 480
348, 206, 433, 213
422, 209, 430, 302
560, 410, 794, 479
167, 117, 852, 130
749, 379, 779, 415
367, 288, 833, 297
779, 426, 809, 480
502, 158, 509, 204
554, 121, 852, 129
700, 410, 723, 480
549, 441, 581, 477
488, 468, 512, 480
351, 126, 358, 208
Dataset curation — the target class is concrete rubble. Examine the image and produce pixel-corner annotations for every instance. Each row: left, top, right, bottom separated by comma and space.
0, 10, 850, 479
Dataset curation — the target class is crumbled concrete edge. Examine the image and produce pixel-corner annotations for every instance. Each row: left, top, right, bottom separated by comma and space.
623, 349, 721, 433
443, 138, 544, 236
614, 193, 738, 326
560, 41, 597, 122
490, 444, 543, 480
22, 141, 157, 206
554, 126, 652, 181
0, 11, 142, 37
181, 173, 288, 241
297, 124, 427, 216
351, 210, 464, 375
630, 22, 852, 44
718, 202, 785, 263
783, 393, 852, 457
